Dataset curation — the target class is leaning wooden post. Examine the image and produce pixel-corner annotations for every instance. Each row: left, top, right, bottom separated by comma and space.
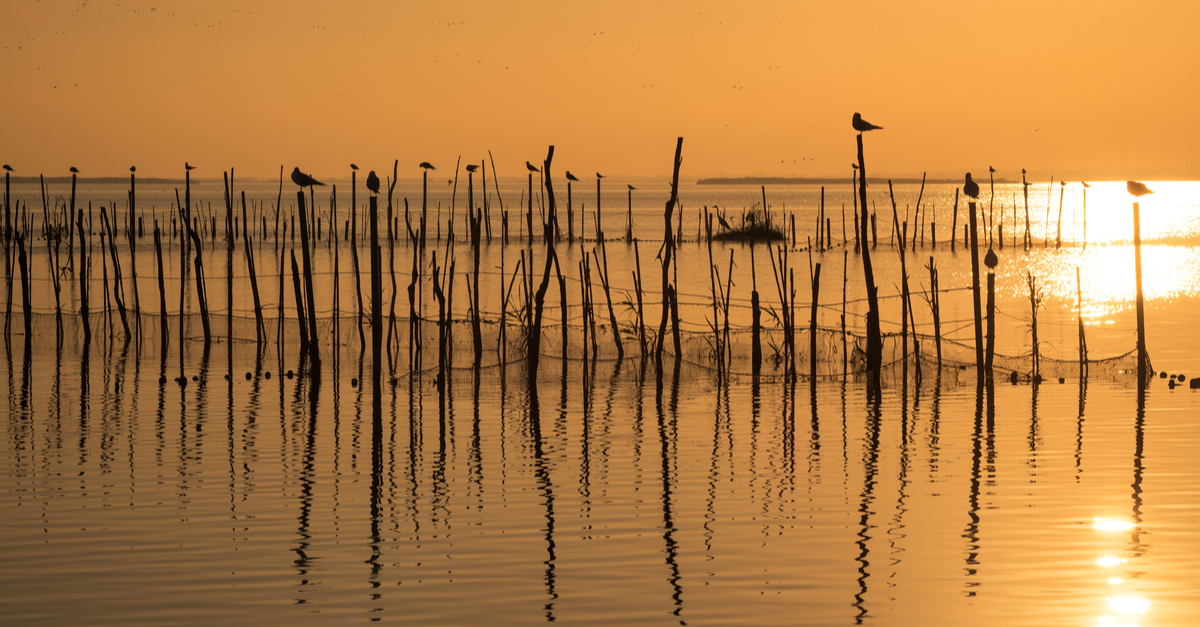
856, 133, 882, 396
296, 191, 320, 372
16, 231, 31, 348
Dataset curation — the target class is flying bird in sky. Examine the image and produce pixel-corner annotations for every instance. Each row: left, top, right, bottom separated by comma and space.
852, 112, 882, 132
566, 171, 579, 181
366, 171, 380, 194
420, 162, 436, 171
525, 161, 539, 173
291, 167, 324, 188
1126, 181, 1153, 197
963, 172, 980, 199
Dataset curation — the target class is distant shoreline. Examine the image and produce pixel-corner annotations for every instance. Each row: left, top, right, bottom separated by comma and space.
6, 177, 187, 185
697, 176, 1012, 185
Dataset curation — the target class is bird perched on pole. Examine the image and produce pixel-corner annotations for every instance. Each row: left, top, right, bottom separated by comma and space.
525, 161, 539, 173
1127, 181, 1153, 197
291, 167, 324, 188
350, 163, 359, 171
566, 171, 579, 182
989, 166, 995, 174
963, 173, 980, 199
466, 164, 479, 173
366, 171, 380, 194
419, 162, 436, 171
1081, 181, 1091, 188
596, 172, 605, 179
130, 166, 136, 173
2, 164, 12, 172
852, 112, 883, 132
627, 184, 636, 191
185, 162, 196, 170
70, 166, 80, 173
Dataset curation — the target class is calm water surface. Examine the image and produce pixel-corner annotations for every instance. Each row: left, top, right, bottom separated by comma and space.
2, 179, 1199, 625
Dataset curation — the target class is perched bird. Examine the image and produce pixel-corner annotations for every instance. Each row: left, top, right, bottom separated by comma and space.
963, 173, 980, 199
466, 164, 479, 173
3, 164, 13, 172
1081, 181, 1091, 188
419, 161, 436, 171
70, 166, 79, 173
185, 162, 196, 170
366, 170, 380, 194
1022, 168, 1027, 175
717, 213, 732, 231
596, 172, 605, 179
1127, 181, 1154, 197
525, 161, 539, 173
566, 171, 579, 182
291, 167, 324, 188
984, 248, 998, 269
851, 163, 859, 170
350, 163, 359, 171
852, 112, 882, 132
627, 184, 636, 191
130, 166, 136, 173
989, 166, 995, 173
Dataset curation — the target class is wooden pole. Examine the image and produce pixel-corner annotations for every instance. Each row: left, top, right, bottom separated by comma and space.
1133, 201, 1148, 384
856, 133, 882, 396
969, 200, 984, 385
296, 191, 320, 372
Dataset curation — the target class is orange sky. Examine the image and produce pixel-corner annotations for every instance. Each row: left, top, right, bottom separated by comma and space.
3, 0, 1198, 181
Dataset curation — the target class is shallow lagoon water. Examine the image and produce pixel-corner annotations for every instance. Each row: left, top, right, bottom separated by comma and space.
2, 179, 1199, 625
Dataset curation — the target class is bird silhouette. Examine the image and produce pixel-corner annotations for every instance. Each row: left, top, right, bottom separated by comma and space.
70, 166, 79, 173
366, 170, 380, 194
1081, 181, 1091, 188
1022, 168, 1027, 175
525, 161, 539, 173
350, 163, 359, 171
984, 248, 998, 269
566, 171, 579, 182
419, 162, 436, 171
1126, 181, 1153, 197
717, 213, 732, 231
989, 166, 995, 173
596, 172, 605, 179
291, 167, 324, 188
963, 173, 980, 199
628, 184, 636, 191
466, 164, 479, 173
852, 112, 882, 132
851, 163, 859, 170
130, 166, 136, 173
185, 162, 196, 170
3, 164, 13, 172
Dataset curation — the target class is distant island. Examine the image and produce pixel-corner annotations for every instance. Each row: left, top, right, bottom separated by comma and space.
697, 176, 1012, 185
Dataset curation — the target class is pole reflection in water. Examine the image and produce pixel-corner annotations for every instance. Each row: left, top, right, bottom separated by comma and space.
963, 382, 985, 595
854, 397, 882, 624
658, 361, 684, 621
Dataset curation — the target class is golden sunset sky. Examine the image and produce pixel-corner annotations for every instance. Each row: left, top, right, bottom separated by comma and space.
3, 0, 1197, 181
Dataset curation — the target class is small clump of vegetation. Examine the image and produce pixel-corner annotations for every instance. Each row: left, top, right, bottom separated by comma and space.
713, 206, 785, 242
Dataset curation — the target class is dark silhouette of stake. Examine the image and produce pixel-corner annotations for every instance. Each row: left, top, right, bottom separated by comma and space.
1127, 180, 1153, 384
984, 248, 998, 376
296, 191, 320, 372
855, 121, 883, 396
